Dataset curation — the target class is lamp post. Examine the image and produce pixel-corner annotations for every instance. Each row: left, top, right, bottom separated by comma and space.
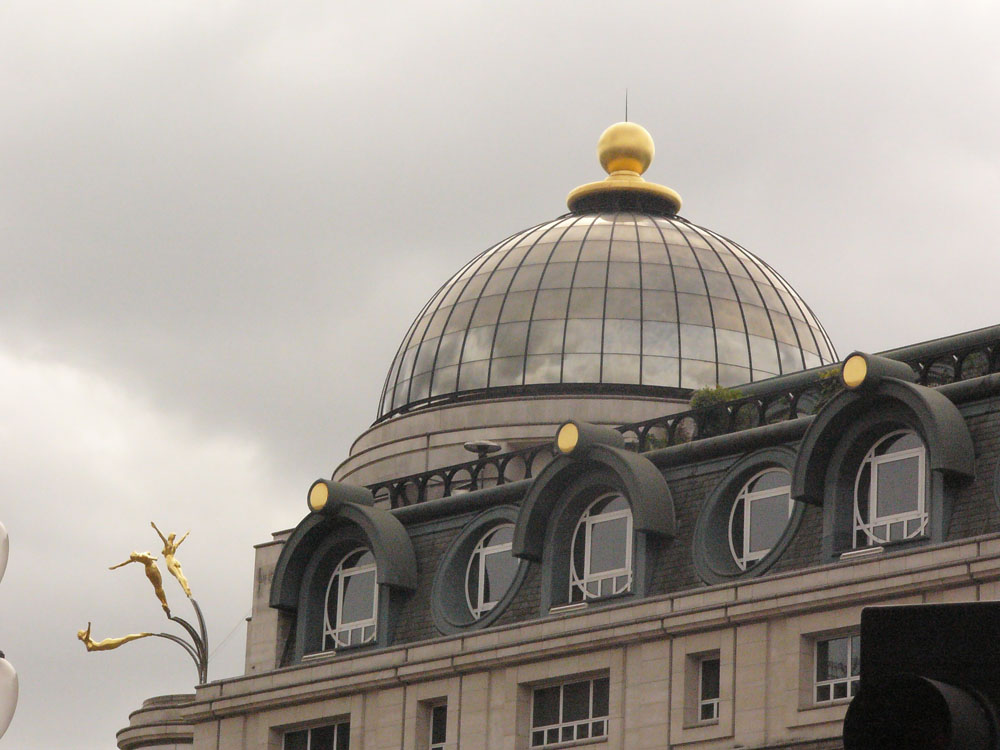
0, 521, 18, 739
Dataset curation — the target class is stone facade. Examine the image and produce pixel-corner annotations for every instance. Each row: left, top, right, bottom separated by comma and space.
118, 331, 1000, 750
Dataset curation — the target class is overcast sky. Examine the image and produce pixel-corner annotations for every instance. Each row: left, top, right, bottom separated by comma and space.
2, 2, 999, 747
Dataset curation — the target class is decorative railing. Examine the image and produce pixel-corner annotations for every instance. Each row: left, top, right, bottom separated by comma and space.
371, 328, 1000, 508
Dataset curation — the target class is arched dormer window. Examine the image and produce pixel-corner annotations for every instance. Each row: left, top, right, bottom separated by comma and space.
513, 421, 675, 615
791, 371, 974, 562
270, 481, 417, 663
324, 548, 378, 650
570, 494, 633, 602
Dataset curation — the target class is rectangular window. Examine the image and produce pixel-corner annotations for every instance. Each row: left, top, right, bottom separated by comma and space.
284, 721, 350, 750
530, 676, 609, 748
815, 635, 860, 704
429, 704, 447, 750
698, 658, 720, 722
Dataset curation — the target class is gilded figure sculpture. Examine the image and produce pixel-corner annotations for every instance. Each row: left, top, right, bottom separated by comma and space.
77, 622, 152, 652
151, 522, 192, 597
79, 523, 209, 683
110, 551, 170, 614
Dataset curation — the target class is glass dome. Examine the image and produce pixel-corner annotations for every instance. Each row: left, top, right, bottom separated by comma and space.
378, 211, 837, 420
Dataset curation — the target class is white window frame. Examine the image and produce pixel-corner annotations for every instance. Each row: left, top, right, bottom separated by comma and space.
698, 657, 720, 722
323, 548, 377, 650
530, 677, 610, 749
570, 494, 633, 602
853, 430, 927, 548
814, 634, 860, 704
727, 468, 793, 570
428, 703, 447, 750
464, 524, 515, 619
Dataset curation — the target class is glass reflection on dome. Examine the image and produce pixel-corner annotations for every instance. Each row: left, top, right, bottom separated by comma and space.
377, 212, 838, 419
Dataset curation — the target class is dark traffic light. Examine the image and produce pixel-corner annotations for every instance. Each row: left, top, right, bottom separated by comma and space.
843, 602, 1000, 750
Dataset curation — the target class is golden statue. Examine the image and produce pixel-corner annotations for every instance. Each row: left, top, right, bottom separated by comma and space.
151, 522, 192, 598
77, 622, 152, 652
110, 551, 170, 614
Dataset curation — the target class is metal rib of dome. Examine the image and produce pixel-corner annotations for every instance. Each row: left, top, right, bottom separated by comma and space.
377, 212, 837, 420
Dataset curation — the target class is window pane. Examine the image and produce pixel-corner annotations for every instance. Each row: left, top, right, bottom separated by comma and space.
589, 516, 629, 574
526, 320, 565, 355
466, 551, 480, 609
592, 677, 610, 716
284, 730, 308, 750
748, 333, 780, 372
489, 356, 525, 387
642, 355, 679, 387
562, 681, 590, 722
875, 456, 920, 518
603, 319, 641, 354
883, 432, 923, 453
565, 319, 604, 353
680, 324, 716, 361
701, 658, 720, 701
458, 360, 489, 390
749, 470, 789, 493
856, 464, 871, 523
605, 288, 641, 318
311, 726, 336, 750
487, 525, 514, 546
574, 262, 607, 287
851, 636, 861, 676
493, 322, 529, 359
730, 498, 745, 560
748, 493, 791, 553
335, 724, 350, 750
524, 354, 562, 385
563, 354, 601, 382
603, 354, 640, 384
531, 289, 570, 319
817, 637, 849, 680
572, 523, 586, 579
431, 705, 447, 745
341, 570, 375, 624
482, 548, 518, 605
533, 686, 560, 727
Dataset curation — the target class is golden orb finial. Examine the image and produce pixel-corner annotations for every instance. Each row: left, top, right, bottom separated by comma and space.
567, 121, 681, 215
598, 122, 654, 176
